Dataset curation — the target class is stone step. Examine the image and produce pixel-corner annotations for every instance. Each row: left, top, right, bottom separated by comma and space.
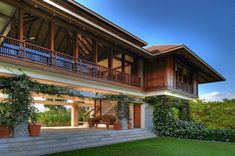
5, 134, 156, 156
0, 131, 153, 150
0, 131, 149, 147
0, 129, 148, 144
0, 129, 156, 156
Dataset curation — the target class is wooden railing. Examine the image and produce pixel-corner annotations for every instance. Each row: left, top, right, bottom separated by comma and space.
176, 81, 193, 94
0, 35, 141, 87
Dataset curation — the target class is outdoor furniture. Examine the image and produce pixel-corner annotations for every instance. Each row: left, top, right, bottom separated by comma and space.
88, 114, 116, 129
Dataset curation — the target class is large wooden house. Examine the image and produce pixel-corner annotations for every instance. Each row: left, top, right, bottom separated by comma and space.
0, 0, 224, 130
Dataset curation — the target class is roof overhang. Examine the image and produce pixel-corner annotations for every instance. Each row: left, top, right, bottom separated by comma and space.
66, 0, 148, 46
152, 45, 226, 84
29, 0, 152, 58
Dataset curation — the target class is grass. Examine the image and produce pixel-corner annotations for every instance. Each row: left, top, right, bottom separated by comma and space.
48, 137, 235, 156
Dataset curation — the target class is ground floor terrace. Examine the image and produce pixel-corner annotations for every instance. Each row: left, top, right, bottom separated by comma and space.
0, 72, 155, 155
0, 127, 155, 156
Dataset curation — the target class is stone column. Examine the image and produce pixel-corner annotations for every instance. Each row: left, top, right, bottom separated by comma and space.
121, 118, 128, 130
12, 122, 29, 138
71, 103, 79, 127
120, 103, 128, 130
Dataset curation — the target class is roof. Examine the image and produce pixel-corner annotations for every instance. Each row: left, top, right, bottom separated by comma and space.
66, 0, 148, 46
146, 45, 226, 83
146, 45, 183, 54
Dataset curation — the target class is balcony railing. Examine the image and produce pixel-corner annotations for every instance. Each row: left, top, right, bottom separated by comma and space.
0, 35, 141, 87
176, 81, 193, 94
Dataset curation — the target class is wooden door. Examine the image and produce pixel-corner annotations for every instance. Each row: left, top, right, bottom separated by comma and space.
134, 104, 141, 128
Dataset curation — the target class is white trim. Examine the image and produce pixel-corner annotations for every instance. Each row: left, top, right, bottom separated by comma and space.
144, 89, 195, 100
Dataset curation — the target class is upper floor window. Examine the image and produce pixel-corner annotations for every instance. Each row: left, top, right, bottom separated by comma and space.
175, 63, 193, 85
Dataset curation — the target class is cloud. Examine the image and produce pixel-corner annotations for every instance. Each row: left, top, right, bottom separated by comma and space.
199, 92, 235, 102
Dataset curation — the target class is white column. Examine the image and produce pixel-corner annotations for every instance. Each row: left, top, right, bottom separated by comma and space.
129, 104, 134, 128
71, 103, 79, 127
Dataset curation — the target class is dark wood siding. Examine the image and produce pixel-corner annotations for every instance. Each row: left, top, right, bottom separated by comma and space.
144, 55, 198, 96
144, 57, 167, 91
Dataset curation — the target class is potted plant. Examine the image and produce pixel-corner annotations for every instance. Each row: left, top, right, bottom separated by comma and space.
0, 101, 12, 138
113, 122, 122, 130
28, 104, 41, 137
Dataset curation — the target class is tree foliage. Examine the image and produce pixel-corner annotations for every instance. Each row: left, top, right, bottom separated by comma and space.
190, 99, 235, 129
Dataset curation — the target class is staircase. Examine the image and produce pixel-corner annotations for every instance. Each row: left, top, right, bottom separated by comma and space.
102, 101, 117, 115
0, 129, 156, 156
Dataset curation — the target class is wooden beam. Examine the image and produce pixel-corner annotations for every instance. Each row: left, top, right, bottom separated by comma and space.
73, 32, 79, 59
78, 37, 92, 54
113, 62, 131, 70
54, 26, 61, 42
121, 53, 125, 72
108, 47, 113, 69
57, 36, 66, 52
33, 100, 72, 106
18, 8, 24, 41
132, 57, 138, 75
42, 26, 50, 47
25, 20, 34, 38
50, 21, 55, 51
35, 19, 44, 42
24, 17, 40, 25
0, 12, 11, 19
92, 39, 97, 63
83, 36, 92, 47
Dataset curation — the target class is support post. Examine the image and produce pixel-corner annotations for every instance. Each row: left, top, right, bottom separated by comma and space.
121, 53, 125, 72
50, 21, 55, 65
50, 22, 55, 51
18, 8, 24, 42
108, 47, 113, 78
18, 8, 24, 59
108, 47, 113, 69
73, 32, 79, 59
73, 32, 79, 72
71, 103, 79, 127
92, 39, 97, 63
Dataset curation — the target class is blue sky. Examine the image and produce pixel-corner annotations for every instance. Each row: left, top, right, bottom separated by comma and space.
77, 0, 235, 100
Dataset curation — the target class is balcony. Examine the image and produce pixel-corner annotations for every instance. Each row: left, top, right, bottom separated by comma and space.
176, 80, 193, 94
0, 35, 141, 87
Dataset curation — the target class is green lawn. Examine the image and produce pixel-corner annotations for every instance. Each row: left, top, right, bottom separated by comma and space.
48, 137, 235, 156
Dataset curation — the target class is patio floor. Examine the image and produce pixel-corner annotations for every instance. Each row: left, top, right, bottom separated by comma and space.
41, 126, 117, 136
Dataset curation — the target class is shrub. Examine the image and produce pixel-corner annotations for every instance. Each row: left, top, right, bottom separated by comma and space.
174, 129, 235, 142
145, 95, 235, 142
37, 110, 71, 127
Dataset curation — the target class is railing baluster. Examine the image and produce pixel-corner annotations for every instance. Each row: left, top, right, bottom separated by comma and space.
0, 35, 141, 87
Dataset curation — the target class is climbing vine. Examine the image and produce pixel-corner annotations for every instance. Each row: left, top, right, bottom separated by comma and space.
145, 95, 235, 142
0, 73, 83, 135
102, 94, 141, 121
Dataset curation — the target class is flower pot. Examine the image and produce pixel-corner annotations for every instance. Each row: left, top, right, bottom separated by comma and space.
113, 123, 122, 130
0, 126, 11, 138
128, 123, 132, 129
28, 124, 41, 137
